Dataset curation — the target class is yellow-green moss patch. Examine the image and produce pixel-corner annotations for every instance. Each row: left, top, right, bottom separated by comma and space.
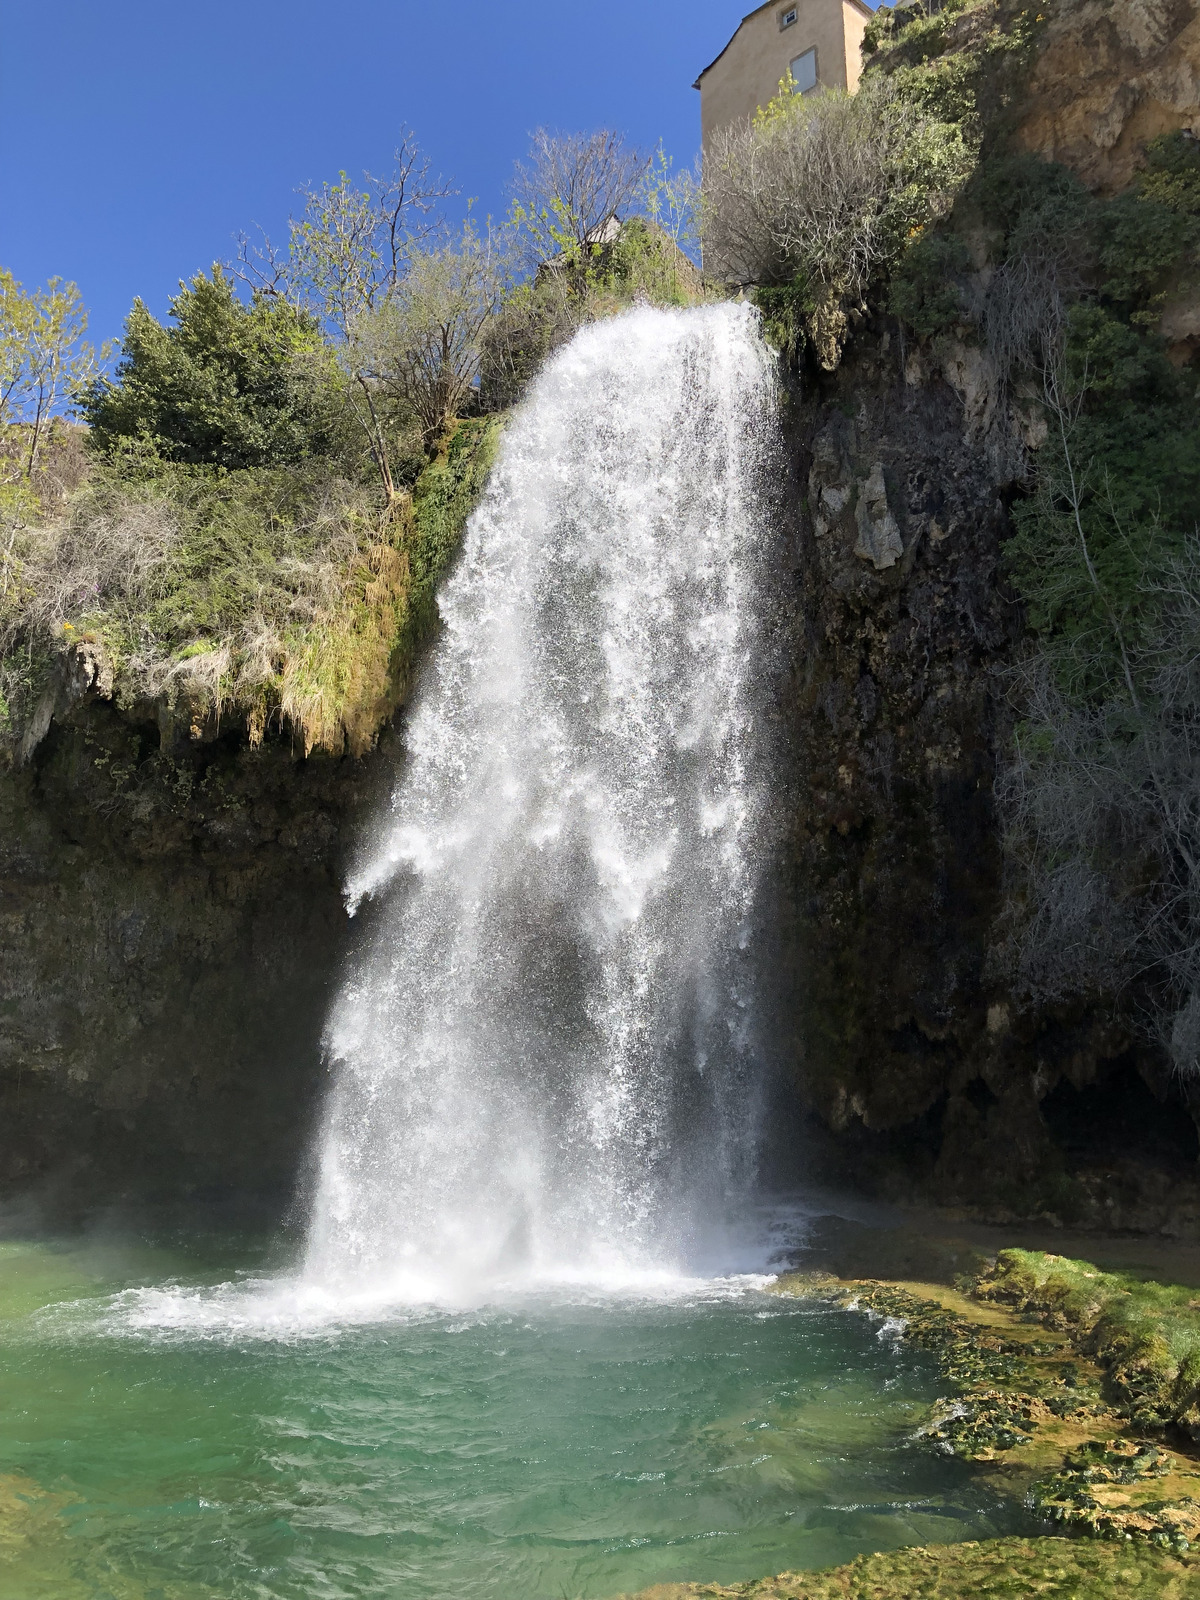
773, 1258, 1200, 1547
626, 1535, 1200, 1598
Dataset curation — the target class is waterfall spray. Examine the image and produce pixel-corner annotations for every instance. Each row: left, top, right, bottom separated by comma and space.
304, 303, 781, 1300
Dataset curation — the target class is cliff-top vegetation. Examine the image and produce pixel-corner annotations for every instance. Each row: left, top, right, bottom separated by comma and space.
0, 130, 704, 764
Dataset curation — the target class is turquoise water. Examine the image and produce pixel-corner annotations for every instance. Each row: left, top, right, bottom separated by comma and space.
0, 1231, 1023, 1600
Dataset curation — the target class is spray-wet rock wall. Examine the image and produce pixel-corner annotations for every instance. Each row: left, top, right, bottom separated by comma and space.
0, 708, 386, 1208
774, 325, 1200, 1233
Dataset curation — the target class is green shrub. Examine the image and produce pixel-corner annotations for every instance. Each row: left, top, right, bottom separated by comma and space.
1100, 131, 1200, 320
480, 219, 707, 410
82, 266, 345, 469
887, 231, 970, 337
702, 73, 972, 366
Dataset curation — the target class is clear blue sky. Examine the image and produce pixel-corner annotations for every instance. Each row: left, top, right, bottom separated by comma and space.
1, 0, 763, 352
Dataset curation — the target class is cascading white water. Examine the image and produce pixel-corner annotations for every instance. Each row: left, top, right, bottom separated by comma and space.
303, 303, 781, 1301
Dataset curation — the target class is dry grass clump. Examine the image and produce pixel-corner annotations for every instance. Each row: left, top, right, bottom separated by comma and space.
0, 416, 501, 759
701, 74, 972, 366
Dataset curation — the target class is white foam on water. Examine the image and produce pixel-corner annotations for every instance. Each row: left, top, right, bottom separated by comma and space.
45, 1267, 784, 1345
56, 1198, 810, 1343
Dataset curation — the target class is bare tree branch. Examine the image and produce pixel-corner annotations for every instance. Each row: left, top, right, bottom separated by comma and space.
510, 128, 648, 268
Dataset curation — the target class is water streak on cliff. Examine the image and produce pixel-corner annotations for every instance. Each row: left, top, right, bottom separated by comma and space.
303, 304, 780, 1301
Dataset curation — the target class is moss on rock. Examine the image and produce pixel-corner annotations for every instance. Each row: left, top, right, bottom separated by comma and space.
629, 1535, 1200, 1598
977, 1249, 1200, 1433
774, 1251, 1200, 1547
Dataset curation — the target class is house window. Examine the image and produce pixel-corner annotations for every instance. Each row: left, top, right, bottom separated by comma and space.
779, 7, 797, 27
790, 46, 818, 93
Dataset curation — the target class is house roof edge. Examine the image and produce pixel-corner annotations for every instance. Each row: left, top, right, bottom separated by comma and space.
694, 0, 875, 87
693, 0, 773, 87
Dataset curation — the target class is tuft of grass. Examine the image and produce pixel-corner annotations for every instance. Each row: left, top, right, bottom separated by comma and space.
977, 1250, 1200, 1432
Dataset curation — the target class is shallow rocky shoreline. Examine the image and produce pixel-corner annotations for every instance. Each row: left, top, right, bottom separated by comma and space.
627, 1213, 1200, 1598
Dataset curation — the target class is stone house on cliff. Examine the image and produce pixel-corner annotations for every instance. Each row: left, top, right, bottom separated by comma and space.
694, 0, 874, 146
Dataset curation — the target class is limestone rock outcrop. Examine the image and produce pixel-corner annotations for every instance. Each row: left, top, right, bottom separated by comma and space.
1016, 0, 1200, 193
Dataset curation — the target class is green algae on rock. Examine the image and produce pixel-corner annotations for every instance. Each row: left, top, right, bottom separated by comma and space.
628, 1535, 1200, 1599
773, 1250, 1200, 1548
976, 1249, 1200, 1435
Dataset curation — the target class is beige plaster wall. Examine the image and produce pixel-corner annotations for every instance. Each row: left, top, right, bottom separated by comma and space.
843, 0, 871, 91
698, 0, 872, 147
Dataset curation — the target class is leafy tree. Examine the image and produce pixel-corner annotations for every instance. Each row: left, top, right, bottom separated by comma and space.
82, 266, 341, 469
234, 134, 452, 340
0, 269, 99, 475
638, 143, 700, 267
231, 134, 453, 503
359, 222, 508, 449
481, 143, 706, 412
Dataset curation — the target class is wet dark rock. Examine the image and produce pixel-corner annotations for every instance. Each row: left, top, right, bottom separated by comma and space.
772, 319, 1200, 1228
0, 704, 396, 1212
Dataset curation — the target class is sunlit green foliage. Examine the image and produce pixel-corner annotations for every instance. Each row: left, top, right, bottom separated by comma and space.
0, 418, 501, 759
0, 269, 100, 478
3, 116, 711, 769
357, 220, 507, 448
508, 127, 648, 269
705, 0, 1045, 362
865, 0, 1044, 131
649, 1535, 1200, 1598
81, 267, 344, 470
0, 268, 99, 554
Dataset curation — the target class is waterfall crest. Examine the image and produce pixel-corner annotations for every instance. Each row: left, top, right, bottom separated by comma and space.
304, 303, 781, 1300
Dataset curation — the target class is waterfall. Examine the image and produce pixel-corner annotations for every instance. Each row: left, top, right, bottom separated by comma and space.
303, 303, 781, 1302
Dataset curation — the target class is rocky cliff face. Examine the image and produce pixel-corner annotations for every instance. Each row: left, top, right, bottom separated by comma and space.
0, 704, 388, 1210
772, 0, 1200, 1233
773, 329, 1200, 1233
774, 332, 1014, 1175
1015, 0, 1200, 194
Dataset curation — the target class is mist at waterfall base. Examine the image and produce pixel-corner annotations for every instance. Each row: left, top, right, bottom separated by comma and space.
305, 301, 784, 1310
0, 309, 1031, 1599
